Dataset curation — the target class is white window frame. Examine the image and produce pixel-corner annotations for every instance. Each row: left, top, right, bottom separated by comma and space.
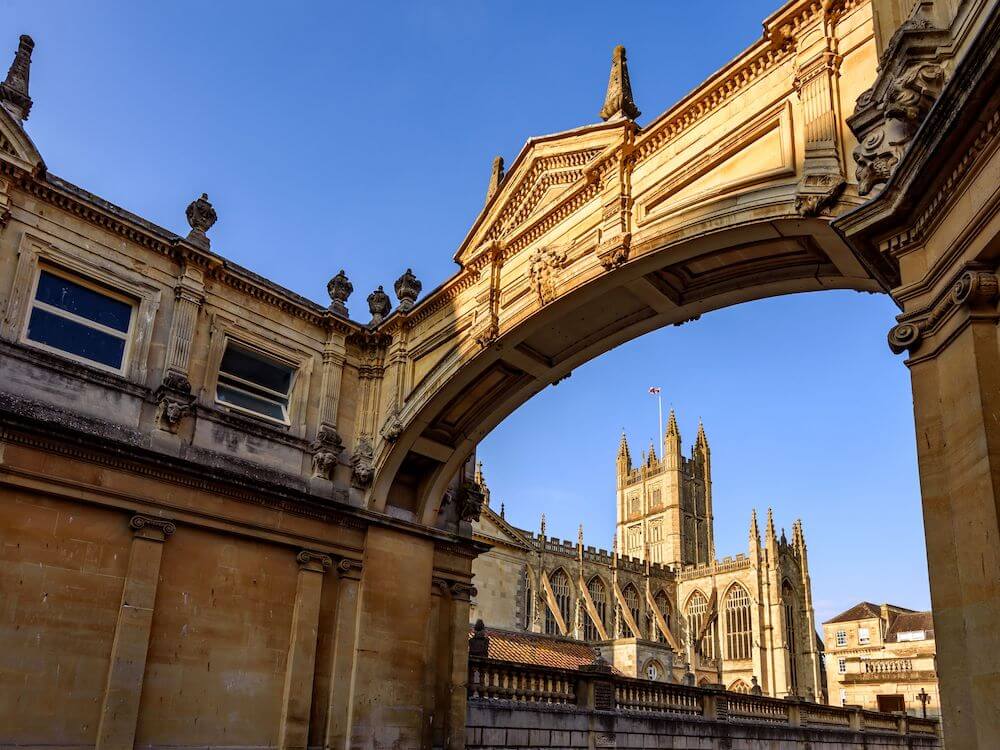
838, 657, 847, 674
836, 629, 847, 647
20, 264, 137, 374
3, 233, 161, 383
858, 627, 870, 645
215, 337, 296, 426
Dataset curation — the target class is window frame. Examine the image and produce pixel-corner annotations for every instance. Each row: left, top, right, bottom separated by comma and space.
21, 264, 138, 374
858, 626, 870, 645
214, 337, 297, 426
838, 657, 847, 674
836, 629, 847, 647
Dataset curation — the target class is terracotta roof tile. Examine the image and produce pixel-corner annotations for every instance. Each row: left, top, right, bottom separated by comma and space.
470, 627, 604, 671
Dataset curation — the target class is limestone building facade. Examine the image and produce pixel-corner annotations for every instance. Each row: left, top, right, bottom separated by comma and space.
471, 415, 825, 700
823, 602, 940, 717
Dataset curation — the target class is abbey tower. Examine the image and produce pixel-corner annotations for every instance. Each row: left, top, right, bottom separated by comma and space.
616, 410, 714, 567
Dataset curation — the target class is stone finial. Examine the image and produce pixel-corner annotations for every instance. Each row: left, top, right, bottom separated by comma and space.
578, 524, 584, 547
469, 619, 490, 657
696, 418, 709, 448
599, 45, 640, 122
393, 268, 422, 312
485, 155, 505, 203
367, 285, 391, 325
540, 513, 546, 537
749, 509, 760, 543
185, 193, 217, 247
327, 269, 353, 317
0, 35, 34, 122
499, 502, 505, 518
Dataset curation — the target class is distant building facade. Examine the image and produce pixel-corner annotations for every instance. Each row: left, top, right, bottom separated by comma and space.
471, 414, 824, 700
823, 603, 940, 718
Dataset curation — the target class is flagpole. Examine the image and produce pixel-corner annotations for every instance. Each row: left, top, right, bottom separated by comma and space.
649, 386, 663, 455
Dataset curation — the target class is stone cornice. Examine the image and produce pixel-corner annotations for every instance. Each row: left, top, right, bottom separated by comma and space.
1, 162, 362, 336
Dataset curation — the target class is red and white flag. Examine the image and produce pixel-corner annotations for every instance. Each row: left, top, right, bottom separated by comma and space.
648, 386, 661, 395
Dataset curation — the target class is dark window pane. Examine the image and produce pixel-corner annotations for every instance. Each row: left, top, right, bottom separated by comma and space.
216, 383, 286, 421
26, 307, 126, 368
35, 270, 133, 333
219, 344, 292, 394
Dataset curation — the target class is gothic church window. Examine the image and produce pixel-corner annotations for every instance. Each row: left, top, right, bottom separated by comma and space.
628, 493, 640, 517
687, 591, 716, 659
619, 583, 641, 637
724, 585, 753, 660
652, 590, 671, 643
585, 576, 607, 641
545, 569, 571, 636
728, 679, 750, 693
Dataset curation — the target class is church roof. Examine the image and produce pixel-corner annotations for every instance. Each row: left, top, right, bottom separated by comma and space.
469, 626, 617, 672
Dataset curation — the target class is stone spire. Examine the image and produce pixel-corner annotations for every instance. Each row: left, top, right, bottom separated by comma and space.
663, 408, 681, 468
665, 409, 680, 440
696, 418, 709, 451
599, 45, 640, 122
540, 513, 547, 537
0, 35, 34, 123
646, 438, 657, 465
765, 507, 777, 553
617, 431, 632, 475
485, 155, 505, 203
749, 509, 760, 545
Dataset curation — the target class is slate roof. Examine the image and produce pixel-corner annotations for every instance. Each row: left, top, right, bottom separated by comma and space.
470, 626, 614, 672
824, 602, 882, 624
885, 611, 934, 642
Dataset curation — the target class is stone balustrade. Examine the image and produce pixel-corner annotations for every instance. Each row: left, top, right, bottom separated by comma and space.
865, 658, 913, 673
467, 655, 941, 749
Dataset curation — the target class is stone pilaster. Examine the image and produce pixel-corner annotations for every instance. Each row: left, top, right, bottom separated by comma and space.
95, 514, 175, 750
322, 557, 363, 749
277, 550, 332, 750
163, 263, 204, 381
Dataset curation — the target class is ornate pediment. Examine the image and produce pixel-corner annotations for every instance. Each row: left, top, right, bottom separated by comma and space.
455, 123, 623, 267
0, 105, 43, 174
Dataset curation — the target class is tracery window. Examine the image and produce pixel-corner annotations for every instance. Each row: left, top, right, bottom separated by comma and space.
783, 581, 799, 693
619, 583, 641, 637
521, 569, 532, 630
585, 576, 607, 641
729, 679, 750, 693
687, 591, 716, 659
652, 590, 671, 643
724, 585, 753, 660
545, 569, 571, 636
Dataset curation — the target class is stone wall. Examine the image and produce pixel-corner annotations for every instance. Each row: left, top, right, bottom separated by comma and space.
466, 703, 941, 750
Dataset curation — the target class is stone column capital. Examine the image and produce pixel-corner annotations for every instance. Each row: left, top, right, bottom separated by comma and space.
129, 514, 176, 542
335, 557, 363, 579
297, 550, 334, 573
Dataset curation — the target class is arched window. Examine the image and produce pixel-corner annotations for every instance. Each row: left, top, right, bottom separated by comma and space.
652, 590, 671, 642
643, 659, 664, 681
728, 679, 750, 693
545, 569, 571, 635
585, 576, 607, 641
782, 580, 798, 693
521, 569, 532, 630
687, 591, 716, 659
619, 583, 641, 637
724, 585, 752, 660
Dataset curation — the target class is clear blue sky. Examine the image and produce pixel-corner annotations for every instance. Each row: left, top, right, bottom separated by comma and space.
5, 0, 930, 622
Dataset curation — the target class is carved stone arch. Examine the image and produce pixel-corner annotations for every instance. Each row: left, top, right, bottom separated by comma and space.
684, 588, 709, 611
723, 582, 753, 661
728, 678, 751, 693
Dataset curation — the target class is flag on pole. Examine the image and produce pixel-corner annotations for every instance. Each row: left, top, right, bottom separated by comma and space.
648, 386, 661, 395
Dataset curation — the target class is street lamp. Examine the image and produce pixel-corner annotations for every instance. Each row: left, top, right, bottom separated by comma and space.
916, 687, 931, 718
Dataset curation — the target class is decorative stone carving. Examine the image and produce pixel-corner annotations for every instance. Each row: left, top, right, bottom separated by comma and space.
327, 270, 353, 317
379, 409, 403, 443
350, 436, 375, 489
847, 4, 948, 196
296, 550, 333, 571
449, 582, 477, 602
599, 45, 640, 122
597, 232, 630, 270
469, 619, 490, 657
528, 246, 567, 305
888, 270, 999, 354
310, 424, 344, 479
393, 268, 422, 312
0, 35, 33, 122
129, 514, 177, 538
154, 370, 194, 433
367, 286, 391, 326
442, 478, 486, 523
795, 174, 845, 217
185, 193, 217, 247
336, 557, 363, 577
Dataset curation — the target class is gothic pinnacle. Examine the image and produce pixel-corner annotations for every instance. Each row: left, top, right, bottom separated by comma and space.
485, 155, 505, 203
749, 509, 760, 542
540, 513, 547, 537
665, 409, 680, 439
599, 45, 640, 122
765, 507, 776, 543
0, 34, 34, 123
696, 418, 708, 447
